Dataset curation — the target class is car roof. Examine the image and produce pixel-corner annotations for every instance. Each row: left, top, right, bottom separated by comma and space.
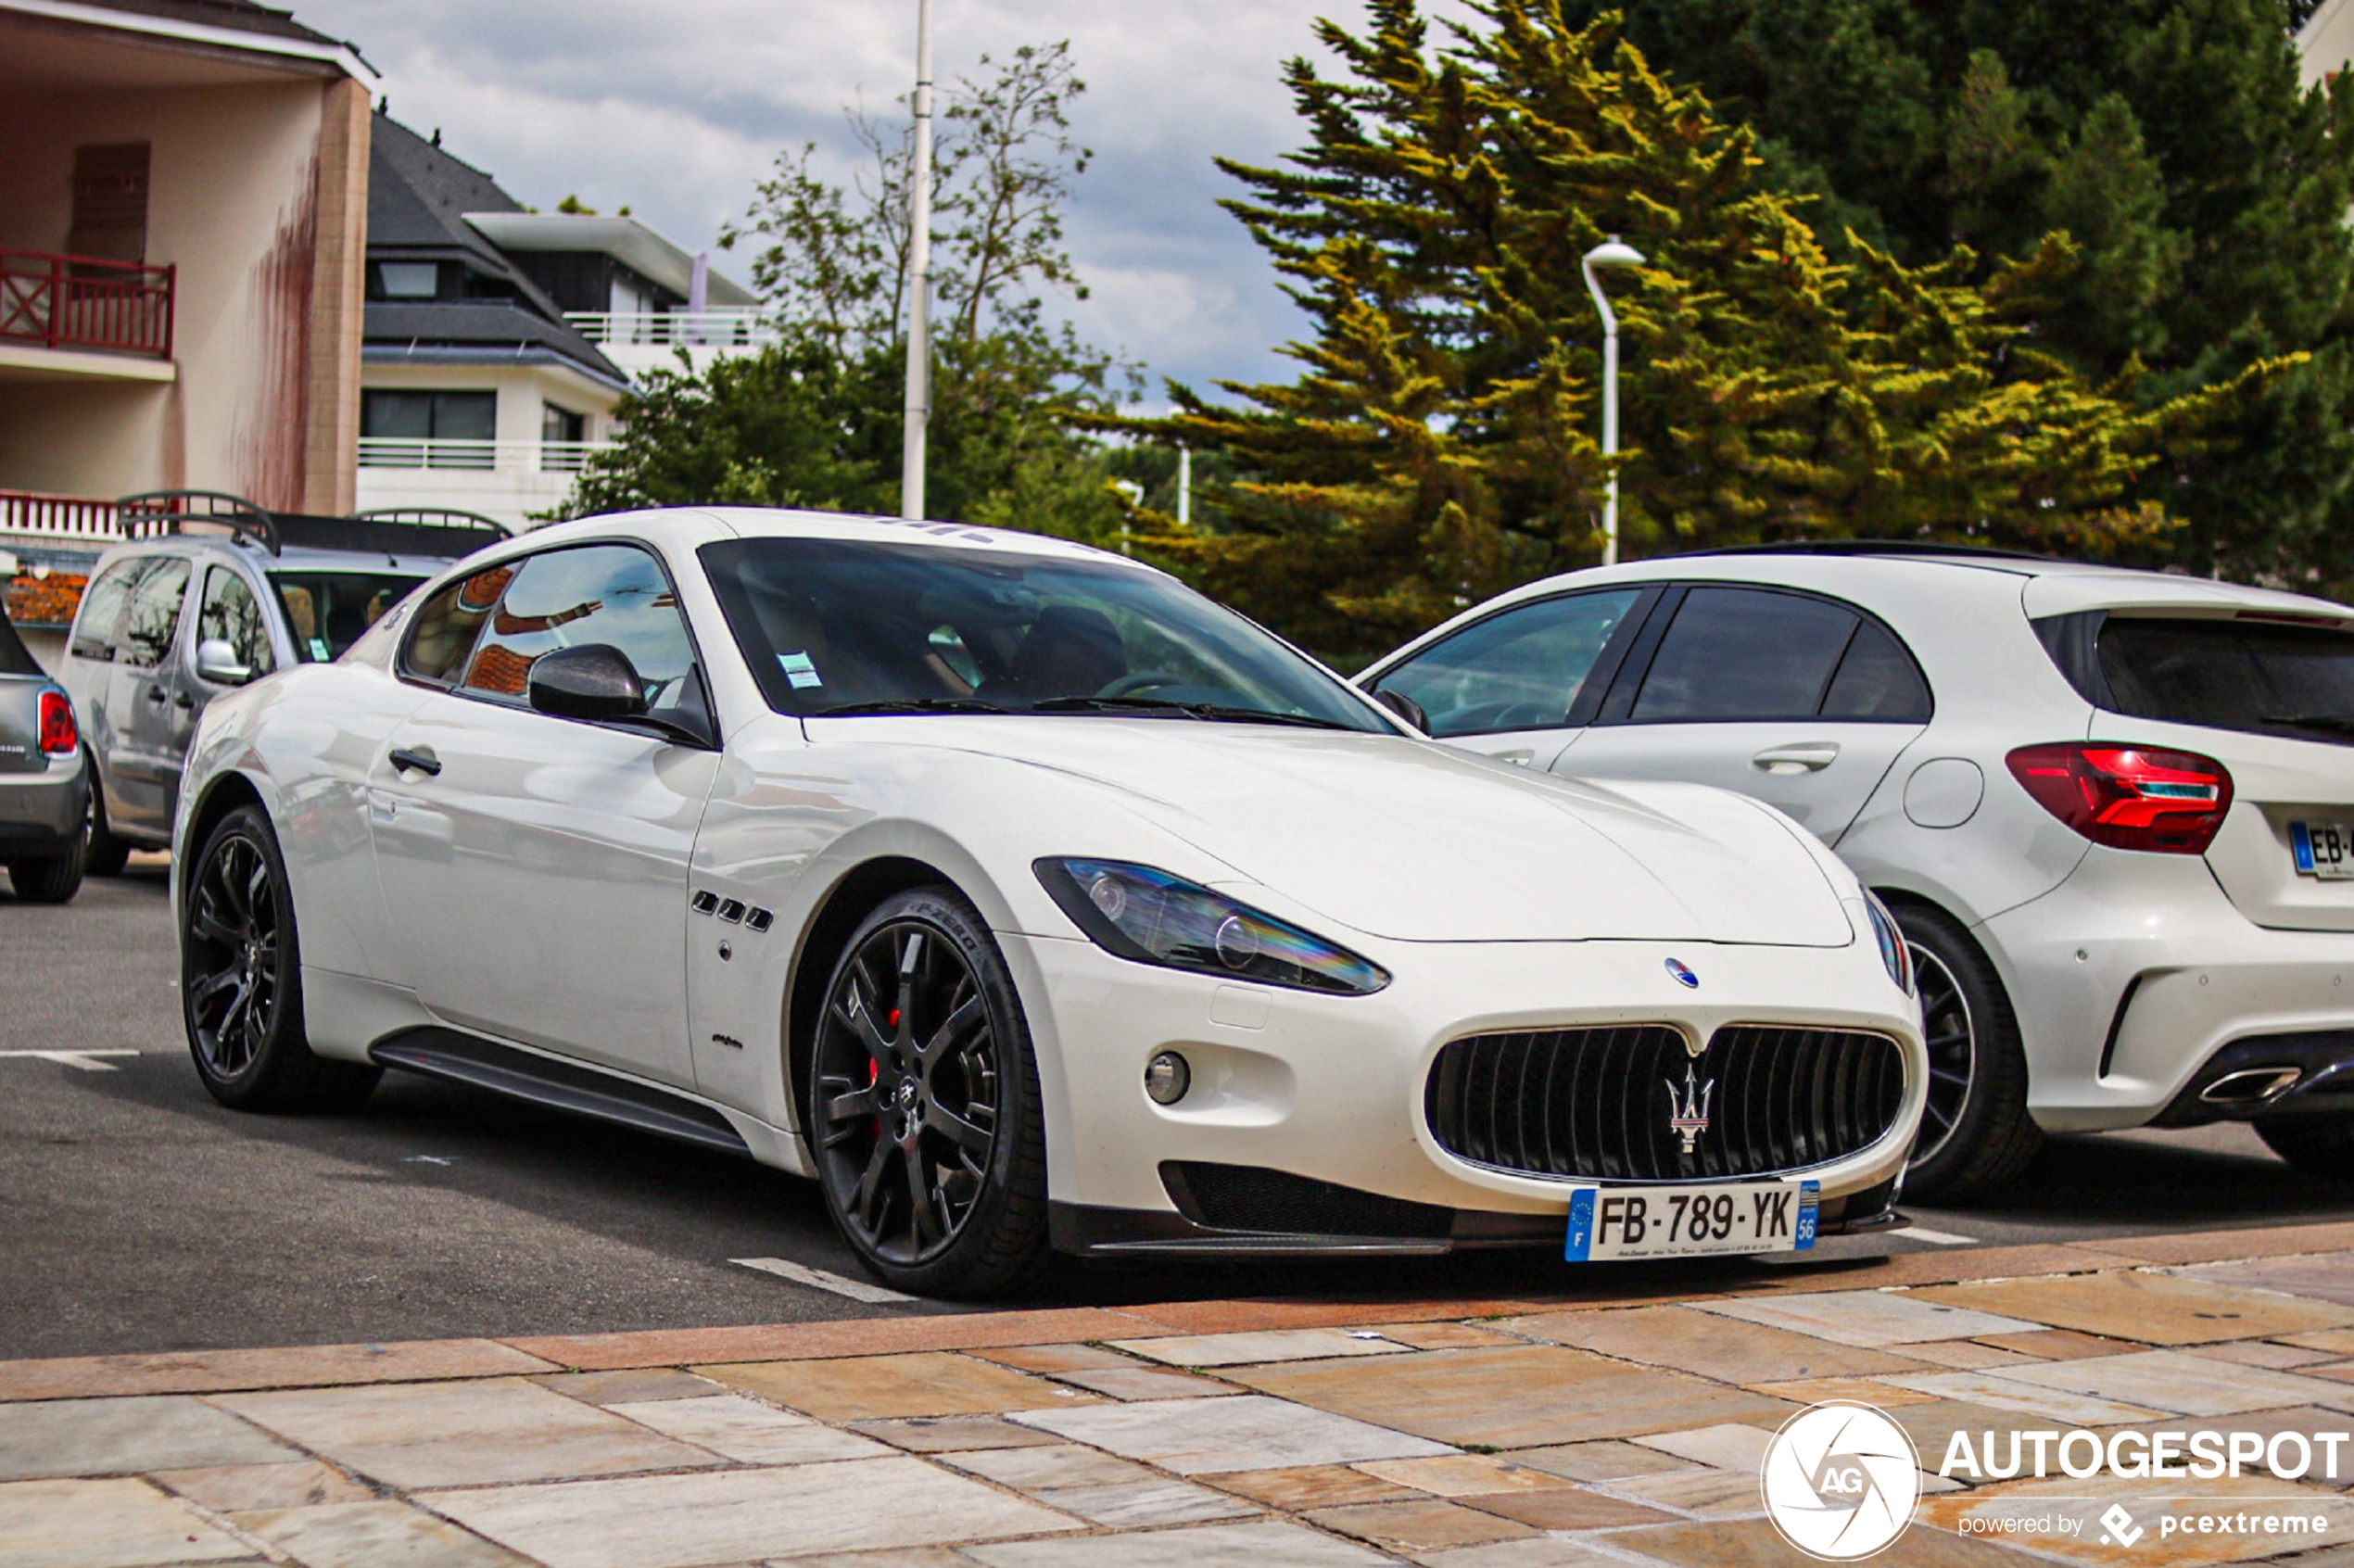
94, 536, 453, 576
513, 506, 1159, 573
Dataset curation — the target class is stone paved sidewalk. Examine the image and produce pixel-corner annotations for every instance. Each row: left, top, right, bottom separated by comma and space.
16, 1223, 2354, 1568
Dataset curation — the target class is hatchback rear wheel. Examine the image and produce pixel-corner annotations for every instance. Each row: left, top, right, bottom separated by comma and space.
1894, 901, 2042, 1200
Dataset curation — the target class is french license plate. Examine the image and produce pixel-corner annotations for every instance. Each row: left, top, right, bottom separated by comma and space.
1565, 1180, 1817, 1261
2291, 821, 2354, 880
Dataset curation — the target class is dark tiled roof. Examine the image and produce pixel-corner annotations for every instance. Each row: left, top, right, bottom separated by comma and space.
56, 0, 343, 47
363, 302, 623, 383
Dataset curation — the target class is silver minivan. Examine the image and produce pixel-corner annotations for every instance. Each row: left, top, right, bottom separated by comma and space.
59, 493, 506, 872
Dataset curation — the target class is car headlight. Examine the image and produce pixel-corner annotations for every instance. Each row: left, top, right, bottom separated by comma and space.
1034, 858, 1390, 995
1861, 889, 1913, 995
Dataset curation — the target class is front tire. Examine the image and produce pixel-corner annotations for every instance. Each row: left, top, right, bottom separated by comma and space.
182, 804, 379, 1113
1894, 901, 2042, 1200
2254, 1115, 2354, 1176
810, 887, 1048, 1297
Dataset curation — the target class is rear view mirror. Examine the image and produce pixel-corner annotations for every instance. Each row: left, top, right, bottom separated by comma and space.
193, 638, 251, 686
1372, 686, 1429, 734
528, 643, 648, 721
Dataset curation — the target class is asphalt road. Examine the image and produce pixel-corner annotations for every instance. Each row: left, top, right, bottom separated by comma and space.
6, 862, 2353, 1361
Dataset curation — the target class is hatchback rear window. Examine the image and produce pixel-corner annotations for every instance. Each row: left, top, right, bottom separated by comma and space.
2097, 616, 2354, 744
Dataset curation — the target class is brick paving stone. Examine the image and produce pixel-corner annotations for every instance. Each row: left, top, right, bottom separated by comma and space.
1028, 1479, 1259, 1527
607, 1395, 894, 1464
1633, 1422, 1775, 1472
1700, 1290, 2043, 1347
1013, 1393, 1452, 1473
1196, 1463, 1424, 1510
0, 1394, 299, 1481
1611, 1465, 1767, 1516
2280, 1329, 2354, 1355
1897, 1341, 2039, 1370
421, 1457, 1081, 1568
1306, 1497, 1541, 1552
2170, 1256, 2354, 1309
1914, 1271, 2354, 1347
0, 1338, 558, 1402
1967, 1330, 2130, 1361
234, 1499, 533, 1568
152, 1460, 372, 1512
1508, 1305, 1928, 1385
1614, 1516, 2040, 1566
2196, 1341, 2339, 1369
1500, 1440, 1700, 1483
533, 1370, 729, 1406
1107, 1329, 1412, 1368
1746, 1377, 1943, 1406
1458, 1486, 1679, 1529
1354, 1454, 1576, 1498
942, 1444, 1160, 1491
1232, 1344, 1795, 1448
216, 1377, 719, 1490
2074, 1220, 2354, 1267
701, 1353, 1099, 1422
772, 1551, 971, 1568
1878, 1370, 2163, 1426
1964, 1348, 2354, 1417
0, 1476, 256, 1568
1416, 1540, 1628, 1568
504, 1309, 1157, 1372
1047, 1367, 1239, 1401
845, 1416, 1067, 1454
968, 1344, 1139, 1375
961, 1519, 1390, 1567
1361, 1322, 1525, 1350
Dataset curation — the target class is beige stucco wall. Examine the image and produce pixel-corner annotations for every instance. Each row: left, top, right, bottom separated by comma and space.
2299, 0, 2354, 85
0, 70, 364, 512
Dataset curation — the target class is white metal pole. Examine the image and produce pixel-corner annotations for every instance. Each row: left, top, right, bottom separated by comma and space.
1581, 235, 1643, 568
900, 0, 935, 521
1177, 445, 1192, 527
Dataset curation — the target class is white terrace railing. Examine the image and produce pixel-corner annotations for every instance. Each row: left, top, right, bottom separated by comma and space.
356, 438, 617, 474
564, 310, 781, 348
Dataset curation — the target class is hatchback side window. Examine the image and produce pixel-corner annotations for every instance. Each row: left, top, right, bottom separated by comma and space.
196, 567, 276, 679
1372, 589, 1644, 739
1629, 587, 1860, 722
458, 544, 699, 714
399, 563, 513, 687
70, 558, 147, 661
118, 558, 192, 669
1819, 617, 1931, 721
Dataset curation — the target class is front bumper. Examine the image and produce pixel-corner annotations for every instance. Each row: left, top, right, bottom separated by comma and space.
1002, 928, 1925, 1256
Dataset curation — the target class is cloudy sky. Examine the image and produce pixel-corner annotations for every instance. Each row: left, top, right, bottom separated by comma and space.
282, 0, 1443, 403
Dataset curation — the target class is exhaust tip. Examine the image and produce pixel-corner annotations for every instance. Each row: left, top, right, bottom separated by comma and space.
2200, 1066, 2303, 1106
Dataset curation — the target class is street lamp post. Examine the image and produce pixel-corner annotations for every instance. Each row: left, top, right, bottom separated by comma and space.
900, 0, 936, 521
1581, 235, 1645, 566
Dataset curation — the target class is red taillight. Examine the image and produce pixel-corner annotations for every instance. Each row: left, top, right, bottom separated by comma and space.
2006, 742, 2234, 854
36, 689, 76, 757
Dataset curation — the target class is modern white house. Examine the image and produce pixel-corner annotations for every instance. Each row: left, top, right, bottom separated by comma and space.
354, 114, 760, 532
2302, 0, 2354, 82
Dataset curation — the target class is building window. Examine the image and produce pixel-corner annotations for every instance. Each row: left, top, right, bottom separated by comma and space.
540, 403, 588, 471
361, 390, 498, 468
375, 262, 440, 299
70, 144, 150, 264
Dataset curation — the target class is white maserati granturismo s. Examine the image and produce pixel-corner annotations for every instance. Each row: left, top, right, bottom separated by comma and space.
172, 508, 1926, 1295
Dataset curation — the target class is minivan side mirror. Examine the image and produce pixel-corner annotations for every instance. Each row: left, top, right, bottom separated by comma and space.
1371, 686, 1430, 734
193, 638, 252, 686
527, 643, 648, 722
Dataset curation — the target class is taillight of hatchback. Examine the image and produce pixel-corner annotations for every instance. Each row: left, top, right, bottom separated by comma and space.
37, 689, 77, 757
2006, 743, 2234, 854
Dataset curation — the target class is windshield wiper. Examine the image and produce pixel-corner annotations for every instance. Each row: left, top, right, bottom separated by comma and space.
2263, 712, 2354, 735
808, 698, 1010, 717
1030, 695, 1352, 730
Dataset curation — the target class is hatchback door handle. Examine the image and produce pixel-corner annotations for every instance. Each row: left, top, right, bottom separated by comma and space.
1753, 742, 1840, 773
388, 746, 442, 778
171, 690, 194, 710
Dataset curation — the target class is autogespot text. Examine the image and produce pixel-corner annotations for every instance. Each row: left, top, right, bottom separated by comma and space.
1938, 1426, 2350, 1483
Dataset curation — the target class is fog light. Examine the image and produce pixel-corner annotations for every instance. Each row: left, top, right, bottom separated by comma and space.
1145, 1051, 1191, 1106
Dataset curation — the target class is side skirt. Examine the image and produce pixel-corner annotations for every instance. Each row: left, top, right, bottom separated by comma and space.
371, 1026, 752, 1157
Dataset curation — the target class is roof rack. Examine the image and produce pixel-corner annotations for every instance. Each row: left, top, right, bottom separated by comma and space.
117, 490, 281, 554
351, 508, 513, 539
1677, 539, 2069, 565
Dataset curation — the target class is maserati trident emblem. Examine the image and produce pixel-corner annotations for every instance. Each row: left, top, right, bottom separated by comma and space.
1666, 1063, 1715, 1153
1664, 957, 1699, 989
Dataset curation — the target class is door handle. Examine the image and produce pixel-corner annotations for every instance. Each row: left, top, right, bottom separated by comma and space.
1753, 742, 1840, 774
145, 684, 167, 703
171, 690, 194, 710
388, 746, 442, 778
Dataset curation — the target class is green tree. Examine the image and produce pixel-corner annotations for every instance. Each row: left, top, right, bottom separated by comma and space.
561, 43, 1134, 542
1126, 1, 2278, 664
1550, 0, 2354, 584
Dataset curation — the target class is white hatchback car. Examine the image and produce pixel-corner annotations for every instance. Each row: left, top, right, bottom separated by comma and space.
173, 509, 1924, 1295
1361, 544, 2354, 1197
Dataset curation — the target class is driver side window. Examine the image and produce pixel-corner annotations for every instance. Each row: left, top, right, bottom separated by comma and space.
1373, 589, 1642, 739
458, 544, 698, 712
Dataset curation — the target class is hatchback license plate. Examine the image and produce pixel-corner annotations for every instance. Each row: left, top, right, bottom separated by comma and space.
2291, 821, 2354, 880
1565, 1180, 1818, 1262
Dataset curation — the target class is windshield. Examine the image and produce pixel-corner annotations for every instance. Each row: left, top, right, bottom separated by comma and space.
270, 571, 426, 663
2099, 616, 2354, 745
700, 537, 1387, 732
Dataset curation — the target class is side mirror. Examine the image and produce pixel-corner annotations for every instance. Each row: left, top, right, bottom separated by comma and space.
193, 638, 251, 687
1371, 686, 1429, 734
527, 643, 648, 722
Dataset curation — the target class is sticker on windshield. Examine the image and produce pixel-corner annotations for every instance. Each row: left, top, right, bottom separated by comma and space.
778, 651, 824, 689
309, 638, 330, 662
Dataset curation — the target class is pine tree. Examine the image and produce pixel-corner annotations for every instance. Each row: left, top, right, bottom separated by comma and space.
1132, 2, 2278, 663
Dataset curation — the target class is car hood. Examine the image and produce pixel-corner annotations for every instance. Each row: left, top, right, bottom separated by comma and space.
920, 720, 1855, 946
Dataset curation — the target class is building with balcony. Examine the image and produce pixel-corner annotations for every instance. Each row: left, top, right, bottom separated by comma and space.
354, 114, 757, 531
0, 0, 372, 641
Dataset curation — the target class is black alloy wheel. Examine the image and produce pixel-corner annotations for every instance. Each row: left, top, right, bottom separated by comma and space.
182, 804, 378, 1113
812, 888, 1047, 1296
1890, 900, 2041, 1200
1907, 941, 1975, 1172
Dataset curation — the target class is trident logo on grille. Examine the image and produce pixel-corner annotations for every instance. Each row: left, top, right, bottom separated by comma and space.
1665, 1063, 1715, 1153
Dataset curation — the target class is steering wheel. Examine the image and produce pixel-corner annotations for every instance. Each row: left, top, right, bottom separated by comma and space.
1096, 671, 1190, 699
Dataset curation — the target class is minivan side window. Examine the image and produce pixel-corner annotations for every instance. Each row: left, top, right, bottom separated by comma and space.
70, 558, 147, 661
399, 563, 513, 688
1627, 586, 1929, 724
196, 567, 276, 680
1372, 589, 1644, 739
117, 558, 192, 669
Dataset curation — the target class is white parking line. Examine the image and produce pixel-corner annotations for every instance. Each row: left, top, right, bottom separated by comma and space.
0, 1050, 139, 1072
1901, 1225, 1979, 1246
729, 1256, 918, 1304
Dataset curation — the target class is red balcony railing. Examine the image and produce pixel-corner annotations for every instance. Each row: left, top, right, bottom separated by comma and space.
0, 247, 174, 360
